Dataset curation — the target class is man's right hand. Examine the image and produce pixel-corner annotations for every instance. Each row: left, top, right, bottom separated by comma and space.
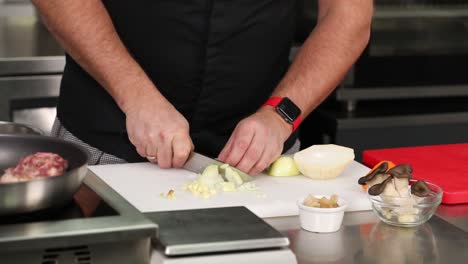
124, 91, 193, 169
32, 0, 194, 168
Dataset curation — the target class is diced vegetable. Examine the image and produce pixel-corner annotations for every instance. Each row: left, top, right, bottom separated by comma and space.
218, 182, 236, 192
184, 163, 259, 198
303, 194, 340, 208
160, 189, 176, 199
198, 164, 224, 187
224, 167, 244, 187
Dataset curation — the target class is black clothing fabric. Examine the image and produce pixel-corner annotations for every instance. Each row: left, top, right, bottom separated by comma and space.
58, 0, 297, 162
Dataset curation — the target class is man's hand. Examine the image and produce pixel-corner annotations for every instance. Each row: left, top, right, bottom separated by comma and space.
218, 107, 292, 176
124, 91, 193, 169
32, 0, 195, 169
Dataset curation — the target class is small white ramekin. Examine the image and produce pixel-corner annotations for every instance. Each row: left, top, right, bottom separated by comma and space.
297, 195, 348, 233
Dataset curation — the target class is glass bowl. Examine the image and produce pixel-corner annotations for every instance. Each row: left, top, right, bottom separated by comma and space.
367, 180, 443, 227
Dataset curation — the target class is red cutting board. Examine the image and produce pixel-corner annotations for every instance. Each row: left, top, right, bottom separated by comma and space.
362, 143, 468, 205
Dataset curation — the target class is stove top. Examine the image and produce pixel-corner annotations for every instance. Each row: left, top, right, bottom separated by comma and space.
0, 170, 157, 264
0, 185, 118, 225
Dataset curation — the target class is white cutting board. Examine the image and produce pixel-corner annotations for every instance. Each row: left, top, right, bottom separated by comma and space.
90, 161, 372, 218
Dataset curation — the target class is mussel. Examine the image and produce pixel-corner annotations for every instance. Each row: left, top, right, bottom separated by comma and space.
387, 164, 413, 177
368, 176, 393, 196
358, 161, 389, 185
411, 180, 431, 197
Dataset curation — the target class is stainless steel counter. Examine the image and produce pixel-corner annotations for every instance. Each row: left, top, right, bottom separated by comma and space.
265, 205, 468, 263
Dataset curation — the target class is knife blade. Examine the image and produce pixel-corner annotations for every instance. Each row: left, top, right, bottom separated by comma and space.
183, 152, 253, 182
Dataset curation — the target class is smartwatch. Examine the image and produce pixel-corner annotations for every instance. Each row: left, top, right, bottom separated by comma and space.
262, 97, 302, 132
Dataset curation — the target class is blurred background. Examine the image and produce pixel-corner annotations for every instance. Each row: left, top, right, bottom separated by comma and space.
1, 0, 467, 160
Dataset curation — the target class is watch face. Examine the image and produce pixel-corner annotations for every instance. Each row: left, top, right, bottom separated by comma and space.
276, 97, 301, 123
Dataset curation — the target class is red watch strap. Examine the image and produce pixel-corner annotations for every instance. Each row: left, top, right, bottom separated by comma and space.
291, 115, 302, 132
263, 96, 283, 107
262, 97, 302, 132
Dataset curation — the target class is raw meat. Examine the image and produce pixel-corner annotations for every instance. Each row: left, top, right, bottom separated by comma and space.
0, 152, 68, 184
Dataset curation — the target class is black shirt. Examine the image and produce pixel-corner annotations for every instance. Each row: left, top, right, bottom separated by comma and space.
58, 0, 297, 162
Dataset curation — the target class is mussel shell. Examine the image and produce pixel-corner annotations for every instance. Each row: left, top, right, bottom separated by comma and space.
368, 176, 393, 196
387, 164, 413, 177
411, 180, 431, 197
358, 162, 389, 185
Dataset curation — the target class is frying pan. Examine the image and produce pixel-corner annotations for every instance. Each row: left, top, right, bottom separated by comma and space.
0, 134, 89, 215
0, 121, 43, 136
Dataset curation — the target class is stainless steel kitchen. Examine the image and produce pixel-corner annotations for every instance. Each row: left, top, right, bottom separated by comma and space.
1, 0, 468, 264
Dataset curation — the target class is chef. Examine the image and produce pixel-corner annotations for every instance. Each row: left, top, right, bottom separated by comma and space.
32, 0, 372, 175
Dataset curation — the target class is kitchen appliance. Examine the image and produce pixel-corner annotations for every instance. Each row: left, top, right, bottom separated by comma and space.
147, 207, 289, 256
296, 0, 468, 112
151, 248, 297, 264
0, 121, 43, 135
0, 170, 157, 264
0, 134, 88, 215
90, 161, 372, 218
345, 0, 468, 110
9, 97, 58, 135
0, 12, 64, 134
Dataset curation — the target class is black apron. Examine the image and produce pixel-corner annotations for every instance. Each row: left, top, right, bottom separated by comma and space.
58, 0, 297, 162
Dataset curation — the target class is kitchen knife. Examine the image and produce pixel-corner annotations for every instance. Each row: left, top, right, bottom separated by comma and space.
183, 152, 253, 182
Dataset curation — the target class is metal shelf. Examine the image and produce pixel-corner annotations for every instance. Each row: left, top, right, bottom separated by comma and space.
336, 85, 468, 101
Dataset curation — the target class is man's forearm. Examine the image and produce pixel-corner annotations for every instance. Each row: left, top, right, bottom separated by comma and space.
273, 0, 373, 116
33, 0, 166, 113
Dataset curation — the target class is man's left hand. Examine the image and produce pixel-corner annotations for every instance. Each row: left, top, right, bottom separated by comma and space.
218, 107, 292, 176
